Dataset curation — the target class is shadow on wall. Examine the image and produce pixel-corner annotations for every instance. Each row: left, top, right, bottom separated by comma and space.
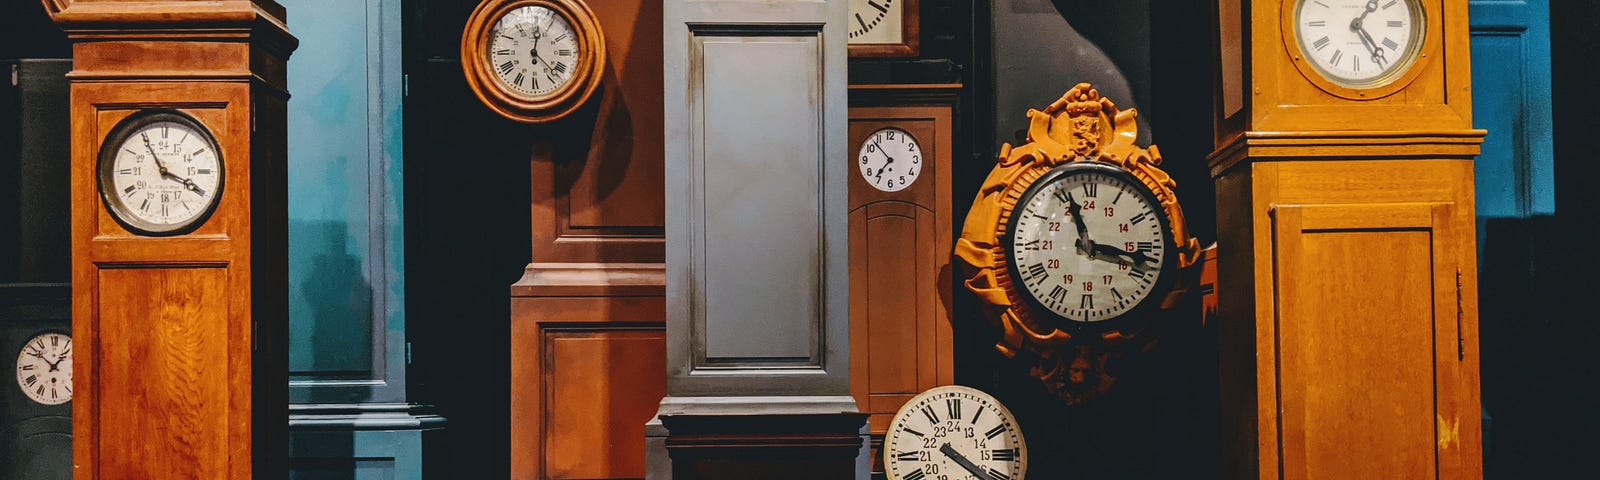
289, 220, 374, 382
992, 0, 1150, 149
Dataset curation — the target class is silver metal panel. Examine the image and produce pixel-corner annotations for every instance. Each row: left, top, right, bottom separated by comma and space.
695, 33, 823, 364
663, 0, 850, 398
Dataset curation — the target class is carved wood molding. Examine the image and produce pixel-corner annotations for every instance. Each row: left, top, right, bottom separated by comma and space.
954, 83, 1201, 405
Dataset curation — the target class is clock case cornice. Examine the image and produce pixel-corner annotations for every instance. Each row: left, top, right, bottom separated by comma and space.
1215, 0, 1480, 150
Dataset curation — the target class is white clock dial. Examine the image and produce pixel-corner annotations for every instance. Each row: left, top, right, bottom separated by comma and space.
1294, 0, 1424, 86
848, 0, 903, 44
858, 127, 923, 192
1008, 165, 1168, 323
15, 332, 71, 406
489, 5, 581, 97
885, 386, 1027, 480
100, 113, 223, 234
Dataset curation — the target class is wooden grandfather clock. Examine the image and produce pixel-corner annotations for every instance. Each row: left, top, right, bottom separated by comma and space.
45, 0, 296, 478
1209, 0, 1483, 479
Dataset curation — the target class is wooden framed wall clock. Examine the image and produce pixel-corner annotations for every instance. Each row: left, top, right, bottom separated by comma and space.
462, 0, 606, 123
847, 84, 958, 475
848, 0, 919, 57
955, 83, 1201, 405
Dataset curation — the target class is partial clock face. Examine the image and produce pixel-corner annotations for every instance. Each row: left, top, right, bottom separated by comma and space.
1294, 0, 1424, 86
885, 386, 1026, 480
1007, 164, 1170, 323
488, 5, 581, 97
848, 0, 903, 44
98, 110, 224, 235
15, 332, 71, 406
858, 127, 922, 192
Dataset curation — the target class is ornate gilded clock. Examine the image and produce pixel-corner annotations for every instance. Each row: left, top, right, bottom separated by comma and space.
883, 385, 1026, 480
462, 0, 606, 123
955, 83, 1200, 404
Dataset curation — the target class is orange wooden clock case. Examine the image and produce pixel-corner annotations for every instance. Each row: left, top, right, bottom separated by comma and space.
45, 0, 296, 478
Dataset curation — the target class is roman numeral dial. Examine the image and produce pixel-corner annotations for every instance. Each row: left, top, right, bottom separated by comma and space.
1293, 0, 1424, 86
1007, 165, 1169, 323
884, 386, 1027, 480
15, 332, 73, 406
98, 111, 224, 235
487, 5, 582, 96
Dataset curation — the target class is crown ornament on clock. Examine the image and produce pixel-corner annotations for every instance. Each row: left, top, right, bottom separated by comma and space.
956, 83, 1201, 405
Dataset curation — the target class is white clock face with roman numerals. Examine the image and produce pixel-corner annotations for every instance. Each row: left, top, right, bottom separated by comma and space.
1008, 165, 1168, 323
885, 385, 1026, 480
16, 332, 72, 406
488, 5, 581, 97
98, 111, 224, 235
1294, 0, 1424, 86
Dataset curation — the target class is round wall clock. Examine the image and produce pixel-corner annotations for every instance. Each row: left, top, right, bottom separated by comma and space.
97, 109, 224, 236
857, 127, 922, 192
15, 332, 71, 406
884, 385, 1026, 480
956, 84, 1201, 404
1285, 0, 1430, 98
461, 0, 606, 123
1006, 162, 1174, 326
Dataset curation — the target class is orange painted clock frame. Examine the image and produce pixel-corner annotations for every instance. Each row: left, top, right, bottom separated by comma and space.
461, 0, 607, 124
44, 0, 297, 478
955, 83, 1201, 404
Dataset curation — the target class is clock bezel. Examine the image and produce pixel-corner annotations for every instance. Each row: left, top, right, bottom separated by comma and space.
848, 0, 921, 58
1002, 162, 1178, 332
882, 385, 1028, 480
1281, 0, 1438, 100
461, 0, 606, 123
14, 330, 72, 406
857, 126, 923, 192
96, 109, 225, 237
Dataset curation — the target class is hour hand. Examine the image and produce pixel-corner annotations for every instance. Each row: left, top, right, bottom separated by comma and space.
938, 443, 990, 478
1089, 242, 1159, 270
1065, 197, 1092, 254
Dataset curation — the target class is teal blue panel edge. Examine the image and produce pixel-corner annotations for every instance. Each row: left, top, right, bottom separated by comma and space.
289, 404, 447, 480
1470, 0, 1554, 217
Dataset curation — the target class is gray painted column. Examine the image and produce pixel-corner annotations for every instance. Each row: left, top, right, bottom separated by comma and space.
650, 0, 866, 477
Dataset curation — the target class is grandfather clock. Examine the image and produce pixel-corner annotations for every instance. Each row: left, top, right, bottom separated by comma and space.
1210, 1, 1483, 479
45, 0, 296, 478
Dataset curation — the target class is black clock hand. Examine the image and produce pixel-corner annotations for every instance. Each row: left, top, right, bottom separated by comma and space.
1349, 0, 1386, 63
143, 135, 208, 197
872, 139, 896, 176
1065, 196, 1093, 255
938, 443, 991, 479
1088, 241, 1160, 270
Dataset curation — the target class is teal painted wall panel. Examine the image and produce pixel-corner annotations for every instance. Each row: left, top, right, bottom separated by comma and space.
282, 0, 407, 402
1471, 0, 1554, 218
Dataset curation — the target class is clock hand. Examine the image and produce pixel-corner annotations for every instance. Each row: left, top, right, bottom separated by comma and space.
142, 135, 209, 196
1065, 196, 1093, 255
872, 139, 895, 176
938, 443, 991, 479
1087, 241, 1160, 270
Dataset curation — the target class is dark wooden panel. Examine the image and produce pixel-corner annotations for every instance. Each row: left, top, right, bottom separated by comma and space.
95, 267, 230, 479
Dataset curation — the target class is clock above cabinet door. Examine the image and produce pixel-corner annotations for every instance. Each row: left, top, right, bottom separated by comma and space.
848, 0, 919, 57
462, 0, 607, 123
1283, 0, 1433, 100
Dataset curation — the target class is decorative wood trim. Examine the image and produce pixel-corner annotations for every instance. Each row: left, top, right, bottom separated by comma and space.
1207, 128, 1487, 177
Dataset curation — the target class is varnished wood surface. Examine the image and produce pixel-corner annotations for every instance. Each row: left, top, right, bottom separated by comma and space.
846, 99, 954, 474
54, 2, 295, 478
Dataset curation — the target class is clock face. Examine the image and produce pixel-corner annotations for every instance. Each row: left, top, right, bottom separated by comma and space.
885, 386, 1026, 480
1294, 0, 1424, 87
848, 0, 903, 44
97, 110, 224, 235
488, 5, 581, 97
858, 127, 922, 192
1006, 164, 1171, 323
15, 332, 71, 406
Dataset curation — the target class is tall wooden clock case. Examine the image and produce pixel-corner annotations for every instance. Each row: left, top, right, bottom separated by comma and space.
1210, 0, 1484, 478
44, 0, 296, 478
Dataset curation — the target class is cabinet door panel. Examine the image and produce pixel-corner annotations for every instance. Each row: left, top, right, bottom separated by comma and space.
1272, 203, 1467, 480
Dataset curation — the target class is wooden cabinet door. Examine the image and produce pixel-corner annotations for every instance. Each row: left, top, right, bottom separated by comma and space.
1271, 202, 1473, 480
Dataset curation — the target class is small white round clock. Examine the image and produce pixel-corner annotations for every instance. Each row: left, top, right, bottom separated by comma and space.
97, 110, 225, 236
858, 127, 922, 192
884, 385, 1027, 480
15, 332, 72, 406
1293, 0, 1425, 87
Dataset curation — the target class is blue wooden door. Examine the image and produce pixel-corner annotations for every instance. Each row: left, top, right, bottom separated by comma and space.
1471, 0, 1553, 218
